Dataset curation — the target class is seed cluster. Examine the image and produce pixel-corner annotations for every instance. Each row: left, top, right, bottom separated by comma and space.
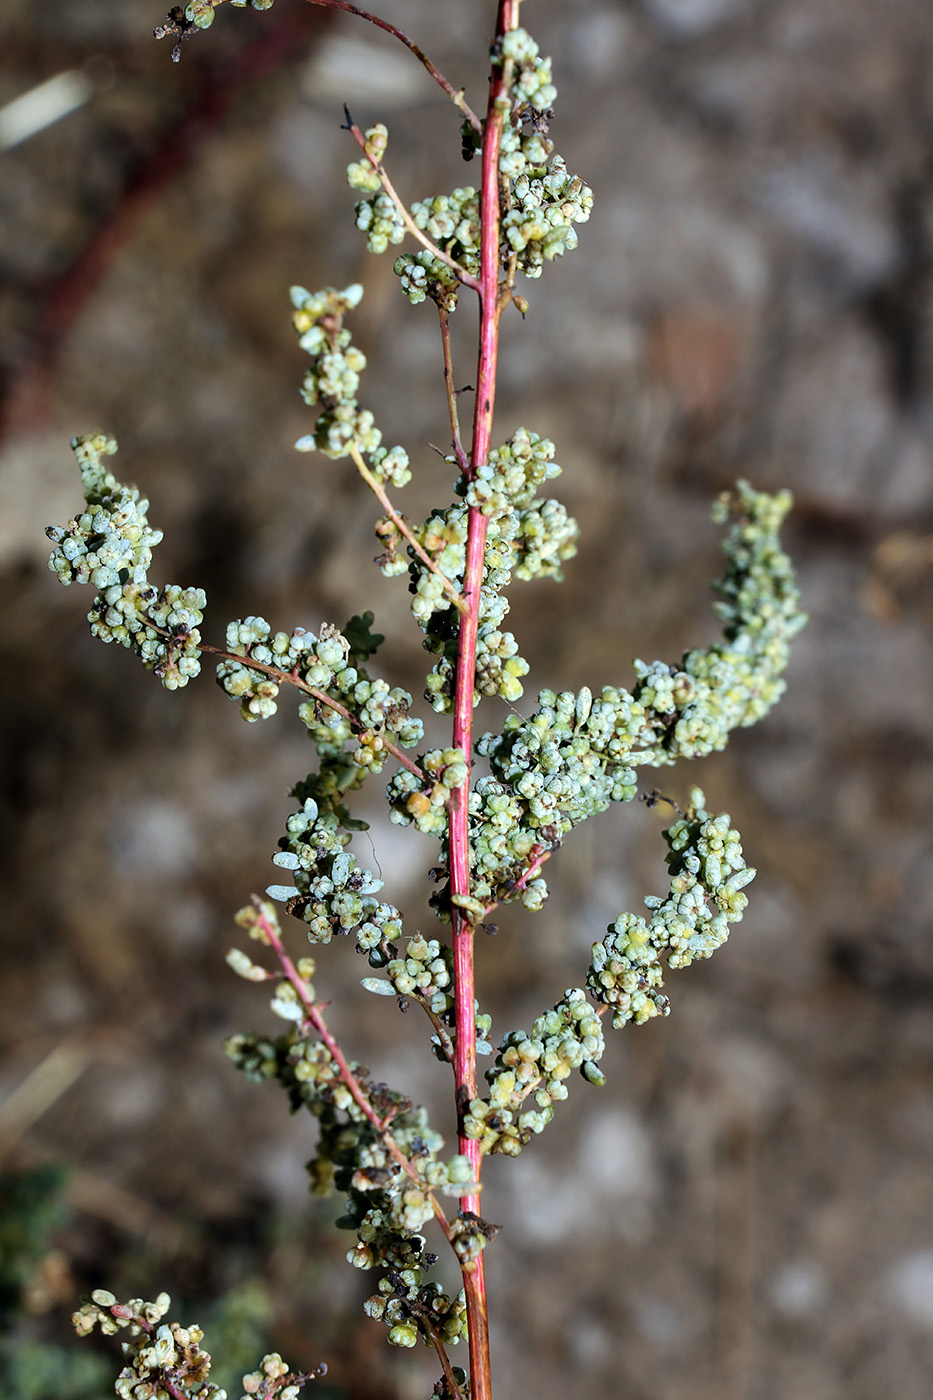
361, 931, 494, 1061
383, 429, 578, 718
588, 789, 755, 1027
386, 748, 469, 835
347, 28, 591, 310
225, 919, 479, 1349
470, 482, 805, 908
266, 794, 404, 957
72, 1290, 308, 1400
463, 988, 606, 1156
47, 435, 204, 689
217, 614, 422, 772
291, 283, 379, 459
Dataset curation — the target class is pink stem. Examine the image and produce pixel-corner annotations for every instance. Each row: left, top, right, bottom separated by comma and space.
447, 7, 520, 1399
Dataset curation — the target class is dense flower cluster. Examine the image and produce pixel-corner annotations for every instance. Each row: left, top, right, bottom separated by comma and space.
363, 1273, 467, 1349
499, 26, 557, 111
394, 248, 465, 311
225, 942, 477, 1349
386, 748, 469, 834
47, 435, 205, 689
463, 427, 561, 517
265, 792, 405, 957
217, 614, 422, 773
502, 157, 593, 278
389, 429, 577, 717
495, 31, 593, 279
348, 25, 590, 308
291, 284, 387, 461
72, 1290, 309, 1400
463, 988, 606, 1156
389, 181, 482, 311
469, 482, 804, 908
361, 931, 494, 1060
588, 789, 755, 1027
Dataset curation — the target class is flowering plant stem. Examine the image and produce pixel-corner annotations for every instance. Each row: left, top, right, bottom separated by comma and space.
447, 8, 519, 1393
53, 1, 806, 1395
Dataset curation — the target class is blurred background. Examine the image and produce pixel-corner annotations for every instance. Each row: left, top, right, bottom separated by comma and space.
1, 0, 932, 1397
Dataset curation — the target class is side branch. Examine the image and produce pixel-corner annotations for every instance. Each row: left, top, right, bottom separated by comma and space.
438, 303, 471, 476
344, 111, 482, 292
195, 640, 425, 780
308, 0, 482, 133
349, 445, 468, 615
254, 902, 458, 1247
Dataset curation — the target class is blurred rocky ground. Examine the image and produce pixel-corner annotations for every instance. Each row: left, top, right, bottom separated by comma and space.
1, 1, 932, 1397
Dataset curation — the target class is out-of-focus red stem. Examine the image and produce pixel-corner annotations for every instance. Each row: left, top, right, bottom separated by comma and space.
448, 6, 520, 1400
0, 5, 329, 445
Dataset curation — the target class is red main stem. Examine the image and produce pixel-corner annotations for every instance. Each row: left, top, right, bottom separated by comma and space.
449, 5, 520, 1399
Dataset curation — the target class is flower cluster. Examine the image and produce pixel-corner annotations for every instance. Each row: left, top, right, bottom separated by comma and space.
502, 158, 594, 279
395, 186, 483, 306
346, 121, 388, 193
351, 128, 484, 309
399, 431, 579, 716
386, 748, 468, 835
291, 284, 386, 460
499, 26, 557, 112
495, 30, 594, 279
363, 933, 452, 1007
348, 23, 590, 309
265, 793, 404, 957
217, 614, 421, 772
588, 789, 755, 1027
463, 988, 605, 1157
72, 1290, 310, 1400
361, 930, 494, 1064
363, 1273, 467, 1349
468, 482, 804, 910
394, 249, 465, 311
47, 435, 205, 689
225, 989, 478, 1349
463, 426, 561, 517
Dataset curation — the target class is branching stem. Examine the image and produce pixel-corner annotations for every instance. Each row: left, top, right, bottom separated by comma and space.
254, 901, 459, 1246
307, 0, 482, 133
194, 640, 425, 780
349, 444, 467, 614
344, 111, 482, 292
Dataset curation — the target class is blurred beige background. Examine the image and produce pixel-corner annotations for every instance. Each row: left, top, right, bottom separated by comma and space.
2, 1, 933, 1397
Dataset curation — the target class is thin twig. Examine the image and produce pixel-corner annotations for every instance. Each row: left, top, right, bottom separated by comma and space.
349, 444, 468, 615
480, 846, 553, 920
426, 1323, 466, 1400
438, 302, 470, 476
410, 995, 456, 1064
344, 109, 481, 293
306, 0, 482, 133
255, 903, 459, 1246
192, 639, 425, 780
